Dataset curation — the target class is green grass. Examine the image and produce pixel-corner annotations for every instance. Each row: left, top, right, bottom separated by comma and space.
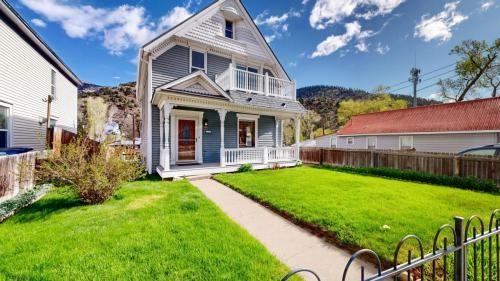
0, 179, 291, 280
214, 166, 499, 263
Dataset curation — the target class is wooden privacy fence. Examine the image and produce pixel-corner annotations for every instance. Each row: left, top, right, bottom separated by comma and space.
0, 151, 46, 202
47, 127, 101, 155
300, 148, 500, 187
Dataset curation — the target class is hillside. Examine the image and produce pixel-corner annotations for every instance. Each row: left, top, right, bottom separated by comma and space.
78, 82, 140, 139
297, 85, 439, 129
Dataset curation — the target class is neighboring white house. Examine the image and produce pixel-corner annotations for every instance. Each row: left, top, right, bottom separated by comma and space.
301, 134, 338, 148
335, 97, 500, 154
136, 0, 305, 178
0, 0, 81, 150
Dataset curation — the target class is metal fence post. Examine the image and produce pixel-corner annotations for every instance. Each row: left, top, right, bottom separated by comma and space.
454, 216, 465, 281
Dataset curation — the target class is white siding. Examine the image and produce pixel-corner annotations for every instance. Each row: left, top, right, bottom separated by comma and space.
337, 136, 367, 149
0, 19, 77, 150
376, 135, 399, 150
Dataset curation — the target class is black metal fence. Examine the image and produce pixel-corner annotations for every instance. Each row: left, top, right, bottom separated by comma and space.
282, 210, 499, 281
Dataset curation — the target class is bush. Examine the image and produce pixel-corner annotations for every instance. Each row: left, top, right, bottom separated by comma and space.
37, 137, 146, 204
237, 164, 254, 173
323, 165, 497, 193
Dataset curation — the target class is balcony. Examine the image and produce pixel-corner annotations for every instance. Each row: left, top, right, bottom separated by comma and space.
215, 64, 296, 100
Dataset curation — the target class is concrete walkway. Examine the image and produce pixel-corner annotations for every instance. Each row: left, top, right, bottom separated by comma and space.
189, 178, 376, 281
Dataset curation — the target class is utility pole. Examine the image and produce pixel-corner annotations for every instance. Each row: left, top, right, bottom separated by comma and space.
43, 94, 54, 147
409, 68, 421, 107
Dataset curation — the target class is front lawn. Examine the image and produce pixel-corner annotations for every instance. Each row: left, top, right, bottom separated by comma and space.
0, 179, 290, 280
214, 166, 499, 263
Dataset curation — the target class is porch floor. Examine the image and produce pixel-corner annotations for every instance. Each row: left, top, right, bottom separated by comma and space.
156, 161, 299, 179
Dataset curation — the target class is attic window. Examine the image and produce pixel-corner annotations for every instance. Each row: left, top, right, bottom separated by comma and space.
225, 20, 234, 39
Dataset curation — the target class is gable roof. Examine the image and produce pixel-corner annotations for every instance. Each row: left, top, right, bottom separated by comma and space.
155, 71, 232, 101
337, 97, 500, 136
141, 0, 291, 81
0, 0, 81, 86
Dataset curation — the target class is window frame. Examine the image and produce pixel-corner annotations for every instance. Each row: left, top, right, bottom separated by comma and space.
225, 19, 234, 39
0, 101, 13, 148
51, 69, 57, 98
331, 136, 337, 148
367, 136, 377, 150
189, 48, 207, 73
347, 137, 354, 145
236, 114, 260, 148
399, 135, 414, 150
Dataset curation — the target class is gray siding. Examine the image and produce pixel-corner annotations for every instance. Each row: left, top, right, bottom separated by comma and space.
258, 116, 276, 147
207, 53, 231, 81
152, 45, 189, 88
413, 133, 497, 153
337, 136, 367, 149
202, 109, 221, 163
224, 112, 238, 149
376, 135, 399, 150
151, 106, 161, 167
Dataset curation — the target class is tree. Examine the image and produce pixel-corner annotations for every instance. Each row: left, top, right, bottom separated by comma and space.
301, 110, 321, 140
86, 97, 109, 141
337, 94, 408, 126
483, 63, 500, 97
439, 39, 499, 101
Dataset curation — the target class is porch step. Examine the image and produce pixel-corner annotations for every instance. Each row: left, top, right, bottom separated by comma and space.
185, 174, 213, 181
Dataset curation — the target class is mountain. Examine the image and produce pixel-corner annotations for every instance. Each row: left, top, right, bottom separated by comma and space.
78, 82, 140, 139
297, 85, 439, 129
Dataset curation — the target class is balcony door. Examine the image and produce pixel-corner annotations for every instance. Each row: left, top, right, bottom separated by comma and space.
235, 64, 260, 92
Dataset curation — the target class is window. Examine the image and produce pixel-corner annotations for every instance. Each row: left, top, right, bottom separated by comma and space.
49, 118, 57, 129
399, 136, 413, 150
51, 69, 57, 98
367, 136, 377, 149
190, 50, 205, 73
331, 136, 337, 148
0, 104, 10, 148
347, 137, 354, 145
225, 20, 234, 39
237, 114, 259, 148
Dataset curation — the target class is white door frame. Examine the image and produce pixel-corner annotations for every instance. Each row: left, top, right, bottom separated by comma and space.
171, 109, 204, 164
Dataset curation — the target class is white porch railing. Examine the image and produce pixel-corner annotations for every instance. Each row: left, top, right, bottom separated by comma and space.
215, 64, 296, 100
222, 147, 298, 166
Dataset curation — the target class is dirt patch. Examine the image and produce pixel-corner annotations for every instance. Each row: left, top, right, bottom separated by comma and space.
127, 195, 163, 210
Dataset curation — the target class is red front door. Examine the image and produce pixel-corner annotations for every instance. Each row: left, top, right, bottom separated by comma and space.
178, 119, 196, 162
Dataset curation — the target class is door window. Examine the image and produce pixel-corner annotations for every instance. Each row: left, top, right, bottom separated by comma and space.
178, 120, 196, 161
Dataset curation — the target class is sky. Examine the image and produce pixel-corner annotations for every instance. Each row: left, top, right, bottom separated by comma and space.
9, 0, 500, 100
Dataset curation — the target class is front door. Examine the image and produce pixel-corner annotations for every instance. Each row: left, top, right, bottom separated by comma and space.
178, 119, 196, 162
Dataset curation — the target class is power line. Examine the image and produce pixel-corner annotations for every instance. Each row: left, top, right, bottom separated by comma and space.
418, 74, 459, 92
421, 69, 456, 82
420, 63, 455, 77
386, 62, 455, 90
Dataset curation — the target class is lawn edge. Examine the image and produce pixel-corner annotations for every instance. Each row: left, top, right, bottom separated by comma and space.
212, 175, 393, 269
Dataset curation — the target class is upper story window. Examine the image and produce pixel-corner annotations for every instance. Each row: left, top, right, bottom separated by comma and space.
225, 20, 234, 39
190, 50, 206, 73
51, 69, 57, 98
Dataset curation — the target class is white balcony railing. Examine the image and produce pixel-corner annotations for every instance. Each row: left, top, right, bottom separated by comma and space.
222, 147, 298, 166
215, 64, 296, 100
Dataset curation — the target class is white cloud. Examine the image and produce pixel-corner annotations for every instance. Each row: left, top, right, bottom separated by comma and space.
414, 1, 468, 42
311, 21, 375, 58
355, 41, 369, 52
288, 61, 298, 67
480, 0, 494, 11
375, 42, 390, 54
113, 76, 121, 80
255, 9, 301, 43
19, 0, 193, 55
309, 0, 405, 30
31, 18, 47, 27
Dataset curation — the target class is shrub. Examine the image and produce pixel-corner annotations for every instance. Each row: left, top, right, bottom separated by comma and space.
0, 184, 50, 221
37, 137, 146, 204
237, 164, 253, 173
323, 165, 497, 193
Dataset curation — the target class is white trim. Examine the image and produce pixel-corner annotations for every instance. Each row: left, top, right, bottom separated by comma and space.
338, 130, 500, 137
237, 113, 260, 148
171, 109, 204, 164
366, 136, 377, 149
0, 101, 13, 147
398, 135, 414, 150
156, 71, 233, 101
147, 55, 153, 173
331, 136, 337, 148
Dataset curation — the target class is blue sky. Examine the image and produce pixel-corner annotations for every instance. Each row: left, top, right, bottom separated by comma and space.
9, 0, 500, 99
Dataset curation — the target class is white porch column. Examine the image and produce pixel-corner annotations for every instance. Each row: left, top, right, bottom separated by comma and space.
161, 103, 174, 171
275, 116, 281, 147
294, 116, 301, 161
217, 109, 227, 167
